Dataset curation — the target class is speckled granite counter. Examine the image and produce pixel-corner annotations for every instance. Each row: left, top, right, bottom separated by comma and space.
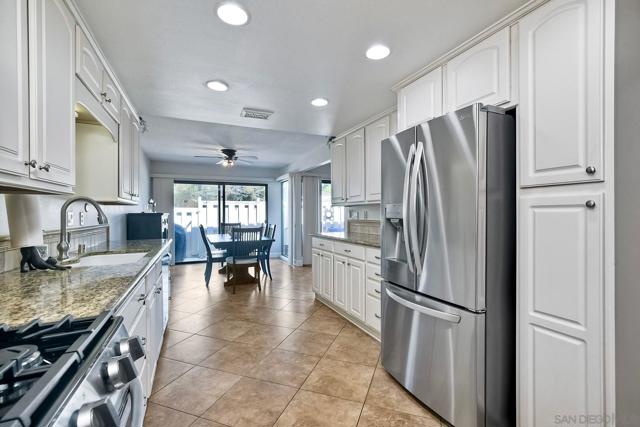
310, 232, 380, 248
0, 239, 171, 327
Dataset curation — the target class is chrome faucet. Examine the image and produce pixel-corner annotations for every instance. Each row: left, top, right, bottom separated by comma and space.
57, 196, 109, 261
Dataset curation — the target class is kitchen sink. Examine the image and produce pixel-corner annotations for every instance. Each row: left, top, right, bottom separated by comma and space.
70, 252, 147, 268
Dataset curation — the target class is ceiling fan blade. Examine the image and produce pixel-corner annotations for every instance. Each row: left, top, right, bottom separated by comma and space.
238, 155, 258, 160
195, 155, 224, 159
235, 159, 252, 165
216, 160, 225, 165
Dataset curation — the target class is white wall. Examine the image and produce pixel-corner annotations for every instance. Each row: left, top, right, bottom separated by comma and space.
150, 160, 283, 257
0, 154, 152, 242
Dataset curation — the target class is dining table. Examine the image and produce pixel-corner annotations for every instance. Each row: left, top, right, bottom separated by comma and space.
206, 233, 275, 285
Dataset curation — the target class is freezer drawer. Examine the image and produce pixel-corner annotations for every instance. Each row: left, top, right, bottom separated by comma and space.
381, 282, 485, 427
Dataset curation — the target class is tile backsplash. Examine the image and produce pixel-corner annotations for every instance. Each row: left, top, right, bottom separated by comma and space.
0, 224, 108, 273
347, 219, 381, 238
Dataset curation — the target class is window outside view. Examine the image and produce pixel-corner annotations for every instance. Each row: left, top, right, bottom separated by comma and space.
321, 182, 345, 233
173, 183, 267, 263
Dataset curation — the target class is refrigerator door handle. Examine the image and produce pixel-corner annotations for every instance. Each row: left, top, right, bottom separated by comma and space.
409, 141, 424, 275
385, 286, 461, 324
416, 140, 429, 269
402, 144, 416, 273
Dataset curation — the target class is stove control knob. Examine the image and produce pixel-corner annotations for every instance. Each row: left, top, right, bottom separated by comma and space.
115, 336, 145, 361
74, 399, 119, 427
105, 354, 139, 390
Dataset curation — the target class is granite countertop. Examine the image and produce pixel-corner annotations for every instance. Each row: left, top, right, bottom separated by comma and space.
310, 232, 380, 248
0, 239, 172, 328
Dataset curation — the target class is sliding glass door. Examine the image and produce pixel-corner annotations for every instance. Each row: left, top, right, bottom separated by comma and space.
281, 180, 289, 259
173, 181, 268, 263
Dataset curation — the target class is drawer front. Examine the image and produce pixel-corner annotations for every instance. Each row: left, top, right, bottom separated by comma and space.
366, 247, 381, 265
116, 279, 146, 331
312, 237, 333, 251
366, 264, 382, 282
365, 293, 382, 332
334, 242, 365, 260
366, 277, 382, 298
129, 307, 148, 374
145, 259, 162, 295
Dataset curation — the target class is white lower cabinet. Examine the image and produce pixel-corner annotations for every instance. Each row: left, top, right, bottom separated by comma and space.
519, 192, 604, 427
312, 238, 381, 337
333, 255, 348, 311
346, 259, 365, 321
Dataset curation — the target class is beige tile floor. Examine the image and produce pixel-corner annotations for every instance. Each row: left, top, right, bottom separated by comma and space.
144, 261, 446, 427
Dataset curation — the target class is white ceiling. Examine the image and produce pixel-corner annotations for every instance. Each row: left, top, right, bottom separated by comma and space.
141, 115, 329, 168
75, 0, 526, 164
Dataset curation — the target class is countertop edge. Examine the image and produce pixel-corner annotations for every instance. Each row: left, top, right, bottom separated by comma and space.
110, 239, 173, 315
309, 233, 380, 248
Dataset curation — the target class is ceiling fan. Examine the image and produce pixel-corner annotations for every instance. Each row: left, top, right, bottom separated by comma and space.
195, 148, 258, 167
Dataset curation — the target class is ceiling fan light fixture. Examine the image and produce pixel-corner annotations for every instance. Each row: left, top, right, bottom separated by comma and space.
222, 158, 235, 167
216, 2, 250, 26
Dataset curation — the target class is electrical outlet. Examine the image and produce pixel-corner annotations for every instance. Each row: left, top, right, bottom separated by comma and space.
79, 212, 85, 226
67, 211, 74, 227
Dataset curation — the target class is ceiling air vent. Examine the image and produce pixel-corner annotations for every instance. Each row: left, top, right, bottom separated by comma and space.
240, 107, 274, 120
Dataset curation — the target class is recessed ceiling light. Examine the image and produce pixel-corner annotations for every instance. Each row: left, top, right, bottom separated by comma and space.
216, 2, 249, 26
366, 44, 391, 60
311, 98, 329, 107
206, 80, 229, 92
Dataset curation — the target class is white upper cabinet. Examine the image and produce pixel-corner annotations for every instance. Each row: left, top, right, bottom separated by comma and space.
519, 0, 604, 187
0, 0, 29, 179
519, 192, 604, 427
75, 27, 103, 101
330, 137, 346, 204
131, 118, 141, 201
345, 128, 365, 203
397, 67, 442, 131
445, 27, 511, 112
119, 103, 133, 199
101, 71, 121, 122
365, 116, 390, 202
28, 0, 76, 187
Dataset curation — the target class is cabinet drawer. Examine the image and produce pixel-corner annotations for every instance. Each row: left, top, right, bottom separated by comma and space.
145, 258, 162, 295
312, 237, 333, 251
366, 264, 382, 282
116, 279, 146, 332
366, 277, 382, 298
365, 248, 381, 265
129, 307, 148, 374
365, 293, 382, 333
334, 242, 365, 260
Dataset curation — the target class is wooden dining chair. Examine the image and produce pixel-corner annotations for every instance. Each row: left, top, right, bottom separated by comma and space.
259, 224, 276, 280
219, 222, 241, 235
226, 227, 263, 293
199, 225, 227, 288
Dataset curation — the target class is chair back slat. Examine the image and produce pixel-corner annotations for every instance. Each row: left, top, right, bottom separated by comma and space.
220, 222, 241, 235
230, 227, 263, 260
199, 225, 212, 259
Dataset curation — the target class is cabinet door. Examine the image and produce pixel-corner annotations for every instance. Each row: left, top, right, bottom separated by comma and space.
365, 116, 389, 202
0, 0, 29, 178
445, 27, 511, 112
75, 27, 103, 101
131, 118, 140, 201
345, 128, 365, 203
28, 0, 75, 186
321, 252, 333, 301
119, 104, 133, 199
333, 255, 348, 310
365, 292, 381, 333
102, 71, 121, 122
346, 259, 365, 321
519, 0, 604, 186
330, 138, 346, 203
312, 250, 322, 293
519, 192, 604, 427
397, 67, 442, 131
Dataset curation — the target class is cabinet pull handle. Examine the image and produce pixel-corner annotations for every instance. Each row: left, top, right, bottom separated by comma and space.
137, 293, 146, 302
374, 272, 381, 277
374, 313, 382, 319
374, 288, 381, 294
38, 163, 51, 172
344, 249, 351, 253
25, 159, 37, 168
374, 256, 381, 260
586, 200, 596, 209
101, 91, 107, 97
585, 166, 597, 175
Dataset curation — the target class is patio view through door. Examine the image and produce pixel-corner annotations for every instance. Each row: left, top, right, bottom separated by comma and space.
173, 181, 268, 263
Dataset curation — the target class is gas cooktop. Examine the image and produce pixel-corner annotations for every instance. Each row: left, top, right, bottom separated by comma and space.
0, 313, 119, 427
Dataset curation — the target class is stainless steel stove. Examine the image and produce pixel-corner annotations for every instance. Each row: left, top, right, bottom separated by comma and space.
0, 312, 145, 427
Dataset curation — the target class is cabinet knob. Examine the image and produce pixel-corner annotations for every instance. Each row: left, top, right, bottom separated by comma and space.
586, 200, 596, 209
24, 159, 37, 168
585, 166, 597, 175
105, 98, 112, 103
38, 163, 51, 172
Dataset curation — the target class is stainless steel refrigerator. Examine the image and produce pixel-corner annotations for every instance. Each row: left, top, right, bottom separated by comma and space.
380, 104, 515, 427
